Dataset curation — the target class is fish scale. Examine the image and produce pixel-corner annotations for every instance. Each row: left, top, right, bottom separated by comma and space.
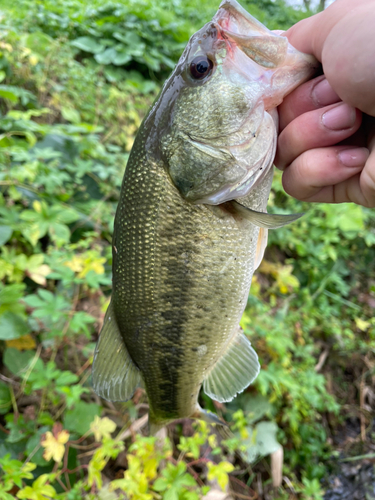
92, 0, 317, 431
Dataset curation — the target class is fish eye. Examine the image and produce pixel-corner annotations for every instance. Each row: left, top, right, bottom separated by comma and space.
189, 55, 213, 80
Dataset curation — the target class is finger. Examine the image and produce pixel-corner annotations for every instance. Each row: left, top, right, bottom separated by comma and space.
281, 146, 370, 204
285, 0, 375, 115
275, 102, 362, 170
285, 0, 371, 60
359, 129, 375, 207
278, 75, 340, 131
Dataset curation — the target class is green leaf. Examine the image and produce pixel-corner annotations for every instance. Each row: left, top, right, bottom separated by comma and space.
71, 36, 105, 54
0, 381, 11, 414
3, 348, 35, 376
164, 488, 178, 500
94, 48, 117, 65
55, 371, 79, 386
0, 312, 28, 340
112, 50, 132, 66
64, 401, 101, 436
0, 226, 12, 245
61, 107, 81, 124
25, 32, 54, 56
71, 36, 104, 54
152, 478, 168, 492
0, 88, 18, 103
25, 428, 50, 466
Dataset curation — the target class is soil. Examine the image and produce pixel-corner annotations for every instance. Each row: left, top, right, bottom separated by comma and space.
323, 417, 375, 500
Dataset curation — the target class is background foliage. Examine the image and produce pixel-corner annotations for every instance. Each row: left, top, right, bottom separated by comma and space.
0, 0, 374, 499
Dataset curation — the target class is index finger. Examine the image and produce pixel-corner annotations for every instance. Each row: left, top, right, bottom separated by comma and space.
278, 75, 340, 131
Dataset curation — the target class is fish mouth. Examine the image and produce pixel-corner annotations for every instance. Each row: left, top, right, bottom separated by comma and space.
213, 0, 289, 70
212, 0, 318, 108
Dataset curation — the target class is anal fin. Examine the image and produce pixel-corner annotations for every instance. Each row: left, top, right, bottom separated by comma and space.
92, 301, 141, 402
203, 328, 260, 403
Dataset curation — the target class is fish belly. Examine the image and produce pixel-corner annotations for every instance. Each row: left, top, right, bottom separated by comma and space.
112, 141, 272, 423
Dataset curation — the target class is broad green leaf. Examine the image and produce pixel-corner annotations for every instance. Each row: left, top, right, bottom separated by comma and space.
26, 427, 50, 466
112, 50, 132, 66
61, 107, 81, 124
0, 89, 18, 103
25, 32, 54, 56
94, 48, 117, 65
0, 226, 12, 245
0, 312, 28, 340
3, 348, 35, 376
64, 401, 101, 436
0, 381, 11, 415
71, 36, 104, 54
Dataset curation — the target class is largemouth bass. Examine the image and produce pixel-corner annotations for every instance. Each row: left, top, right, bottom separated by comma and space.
92, 0, 317, 432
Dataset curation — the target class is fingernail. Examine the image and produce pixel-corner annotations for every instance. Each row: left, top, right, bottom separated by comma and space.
338, 147, 369, 167
322, 103, 356, 131
312, 78, 340, 106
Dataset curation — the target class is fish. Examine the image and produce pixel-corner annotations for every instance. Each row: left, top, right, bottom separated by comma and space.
92, 0, 318, 433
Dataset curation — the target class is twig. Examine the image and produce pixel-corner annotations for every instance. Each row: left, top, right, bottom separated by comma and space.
24, 443, 41, 465
69, 442, 100, 450
20, 344, 42, 395
323, 290, 361, 310
63, 464, 89, 474
9, 385, 18, 418
230, 476, 258, 499
360, 374, 366, 442
0, 423, 9, 434
56, 476, 68, 492
0, 374, 20, 386
76, 357, 92, 377
231, 492, 257, 500
116, 414, 148, 441
340, 453, 375, 462
314, 346, 330, 372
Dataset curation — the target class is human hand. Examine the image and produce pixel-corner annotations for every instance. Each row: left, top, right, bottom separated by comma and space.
275, 0, 375, 207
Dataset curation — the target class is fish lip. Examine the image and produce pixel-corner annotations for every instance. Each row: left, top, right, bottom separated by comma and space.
213, 0, 270, 37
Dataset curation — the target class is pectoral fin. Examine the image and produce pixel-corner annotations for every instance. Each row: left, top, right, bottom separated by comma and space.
92, 301, 141, 402
254, 227, 268, 270
231, 200, 303, 228
203, 328, 260, 403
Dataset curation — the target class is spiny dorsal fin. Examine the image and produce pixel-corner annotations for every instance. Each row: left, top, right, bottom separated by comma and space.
203, 328, 260, 403
92, 301, 141, 402
231, 200, 303, 228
